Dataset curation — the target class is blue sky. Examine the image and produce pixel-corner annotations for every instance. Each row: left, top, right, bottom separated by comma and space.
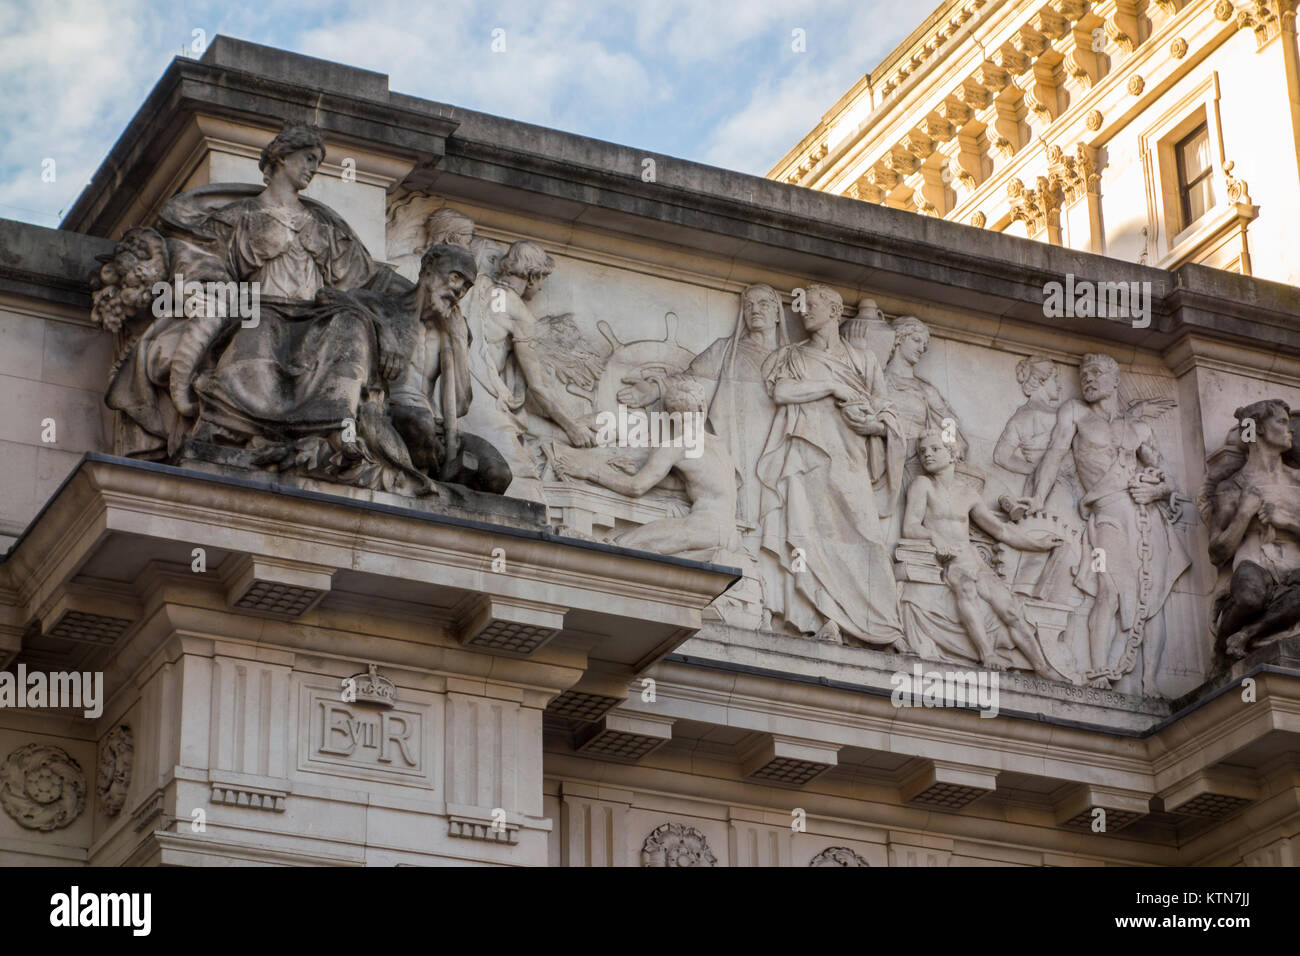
0, 0, 914, 228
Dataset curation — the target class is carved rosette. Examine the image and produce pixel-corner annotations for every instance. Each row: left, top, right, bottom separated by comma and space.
1214, 0, 1236, 20
1085, 109, 1104, 131
641, 822, 718, 867
971, 211, 987, 228
1170, 37, 1189, 59
809, 846, 871, 867
1, 744, 87, 831
1127, 74, 1146, 96
97, 725, 134, 817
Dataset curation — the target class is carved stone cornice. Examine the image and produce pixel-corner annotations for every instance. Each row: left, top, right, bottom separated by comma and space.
1051, 0, 1091, 19
935, 97, 972, 126
921, 113, 956, 142
886, 145, 921, 175
1236, 0, 1292, 47
991, 43, 1032, 76
1047, 142, 1100, 204
845, 178, 883, 204
865, 163, 899, 190
955, 77, 992, 111
1011, 25, 1050, 58
1007, 175, 1065, 236
1032, 8, 1071, 38
973, 61, 1010, 93
905, 129, 936, 159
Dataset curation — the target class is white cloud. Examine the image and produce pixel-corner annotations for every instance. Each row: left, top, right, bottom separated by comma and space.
0, 0, 914, 226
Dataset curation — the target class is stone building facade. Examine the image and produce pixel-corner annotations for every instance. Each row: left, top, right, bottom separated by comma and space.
771, 0, 1300, 286
0, 36, 1297, 866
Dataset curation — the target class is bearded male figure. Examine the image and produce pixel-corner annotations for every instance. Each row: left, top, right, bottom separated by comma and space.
1029, 353, 1190, 694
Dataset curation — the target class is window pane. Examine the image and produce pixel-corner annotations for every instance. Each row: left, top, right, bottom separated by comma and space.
1186, 173, 1215, 223
1178, 125, 1212, 182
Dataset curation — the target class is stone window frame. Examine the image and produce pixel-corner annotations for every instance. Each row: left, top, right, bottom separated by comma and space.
1137, 70, 1232, 265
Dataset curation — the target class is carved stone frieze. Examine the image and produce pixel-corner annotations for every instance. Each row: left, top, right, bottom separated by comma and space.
1023, 354, 1190, 695
81, 120, 1217, 701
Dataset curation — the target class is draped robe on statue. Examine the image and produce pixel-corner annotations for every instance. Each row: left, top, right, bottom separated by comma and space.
164, 187, 414, 442
681, 334, 778, 530
757, 340, 906, 645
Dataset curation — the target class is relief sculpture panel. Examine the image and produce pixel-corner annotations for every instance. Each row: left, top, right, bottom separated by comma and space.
87, 122, 1236, 702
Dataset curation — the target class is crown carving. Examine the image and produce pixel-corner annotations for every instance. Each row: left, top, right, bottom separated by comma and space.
345, 664, 397, 708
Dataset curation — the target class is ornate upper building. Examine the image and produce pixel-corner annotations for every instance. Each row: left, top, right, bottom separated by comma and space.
771, 0, 1298, 285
